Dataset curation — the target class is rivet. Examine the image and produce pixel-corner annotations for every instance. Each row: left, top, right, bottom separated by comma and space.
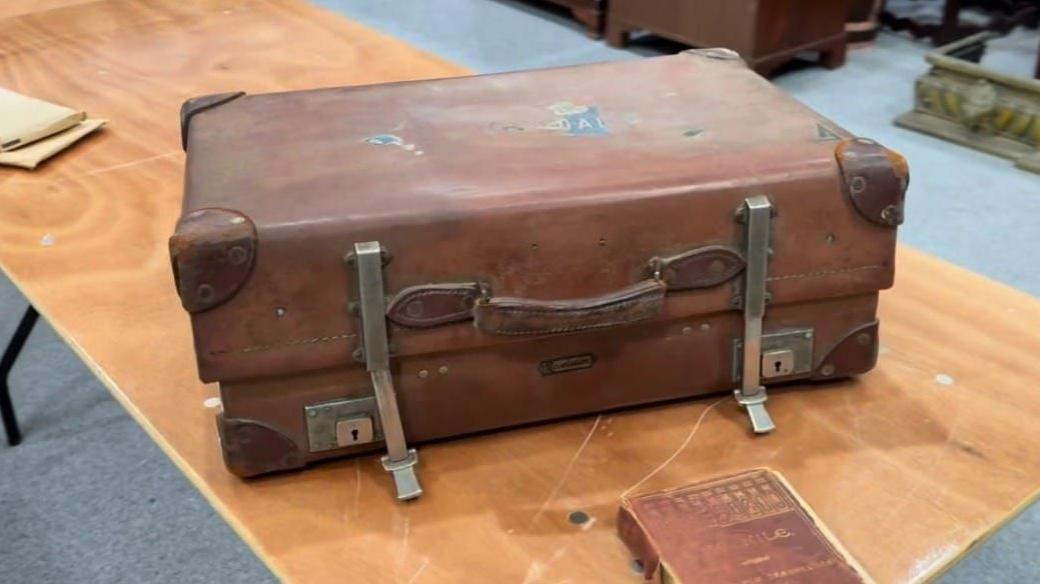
229, 216, 245, 224
274, 306, 287, 317
438, 365, 449, 375
598, 237, 607, 247
681, 326, 693, 335
227, 246, 248, 265
824, 233, 836, 245
530, 242, 539, 250
820, 363, 836, 376
307, 410, 317, 418
804, 331, 813, 339
856, 332, 872, 346
418, 369, 429, 379
405, 300, 424, 318
197, 284, 214, 301
699, 323, 711, 331
850, 176, 867, 194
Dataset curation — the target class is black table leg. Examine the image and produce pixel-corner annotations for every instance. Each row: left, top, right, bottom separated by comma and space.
1, 305, 39, 447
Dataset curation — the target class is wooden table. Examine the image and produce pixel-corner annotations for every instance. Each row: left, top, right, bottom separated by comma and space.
3, 1, 1040, 582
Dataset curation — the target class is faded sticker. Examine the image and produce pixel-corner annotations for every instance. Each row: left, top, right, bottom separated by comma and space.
364, 134, 423, 155
545, 101, 609, 136
816, 123, 841, 142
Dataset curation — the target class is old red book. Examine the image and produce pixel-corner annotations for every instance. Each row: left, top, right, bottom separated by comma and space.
618, 469, 872, 583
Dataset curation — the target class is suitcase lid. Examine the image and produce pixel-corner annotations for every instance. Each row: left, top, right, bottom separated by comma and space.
174, 51, 907, 382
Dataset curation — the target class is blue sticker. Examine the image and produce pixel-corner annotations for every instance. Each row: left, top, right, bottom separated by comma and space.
562, 106, 609, 136
546, 102, 609, 136
365, 134, 404, 146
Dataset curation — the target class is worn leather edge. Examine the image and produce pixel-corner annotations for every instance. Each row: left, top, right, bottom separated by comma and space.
180, 91, 246, 151
473, 279, 666, 336
835, 138, 909, 227
812, 320, 880, 380
616, 505, 662, 581
386, 282, 483, 328
216, 414, 306, 478
169, 208, 257, 313
653, 244, 745, 291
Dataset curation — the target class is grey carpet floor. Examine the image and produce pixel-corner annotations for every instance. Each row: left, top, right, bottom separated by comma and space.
2, 0, 1038, 581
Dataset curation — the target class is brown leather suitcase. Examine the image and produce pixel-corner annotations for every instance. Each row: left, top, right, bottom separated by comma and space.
171, 51, 908, 501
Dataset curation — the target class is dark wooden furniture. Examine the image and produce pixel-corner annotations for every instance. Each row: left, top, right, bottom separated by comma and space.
544, 0, 603, 38
881, 0, 1039, 46
605, 0, 850, 76
847, 0, 885, 43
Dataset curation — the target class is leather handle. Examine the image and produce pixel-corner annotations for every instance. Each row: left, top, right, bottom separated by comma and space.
384, 244, 745, 332
472, 279, 666, 336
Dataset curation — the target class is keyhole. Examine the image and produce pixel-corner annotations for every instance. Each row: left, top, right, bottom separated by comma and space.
351, 429, 359, 441
774, 360, 782, 373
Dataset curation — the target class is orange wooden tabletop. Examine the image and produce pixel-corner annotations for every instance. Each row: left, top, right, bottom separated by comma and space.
2, 1, 1040, 583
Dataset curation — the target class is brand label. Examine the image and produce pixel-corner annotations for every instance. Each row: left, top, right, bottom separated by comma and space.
539, 353, 596, 376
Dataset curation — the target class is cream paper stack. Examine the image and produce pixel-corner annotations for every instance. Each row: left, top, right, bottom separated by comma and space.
0, 87, 106, 169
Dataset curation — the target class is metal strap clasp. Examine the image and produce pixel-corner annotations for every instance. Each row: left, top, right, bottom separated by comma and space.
351, 241, 423, 500
735, 196, 776, 434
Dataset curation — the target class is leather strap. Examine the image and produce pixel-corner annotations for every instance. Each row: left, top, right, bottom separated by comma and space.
386, 283, 483, 328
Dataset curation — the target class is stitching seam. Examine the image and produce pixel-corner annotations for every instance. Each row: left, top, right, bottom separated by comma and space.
768, 264, 882, 282
209, 332, 356, 356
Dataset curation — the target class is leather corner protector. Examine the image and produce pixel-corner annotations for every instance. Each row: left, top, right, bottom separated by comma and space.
180, 91, 245, 151
387, 283, 482, 328
654, 245, 745, 291
812, 320, 879, 380
216, 414, 305, 478
169, 208, 257, 313
836, 138, 909, 228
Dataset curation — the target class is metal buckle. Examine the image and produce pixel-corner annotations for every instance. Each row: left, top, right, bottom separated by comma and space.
350, 242, 423, 501
734, 196, 776, 434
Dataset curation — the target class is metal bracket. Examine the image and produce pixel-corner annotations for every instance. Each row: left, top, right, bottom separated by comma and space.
732, 328, 815, 382
350, 241, 423, 501
305, 396, 384, 453
734, 196, 776, 434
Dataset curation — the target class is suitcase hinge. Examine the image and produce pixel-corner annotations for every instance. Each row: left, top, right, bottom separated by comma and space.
348, 241, 423, 501
734, 196, 776, 434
